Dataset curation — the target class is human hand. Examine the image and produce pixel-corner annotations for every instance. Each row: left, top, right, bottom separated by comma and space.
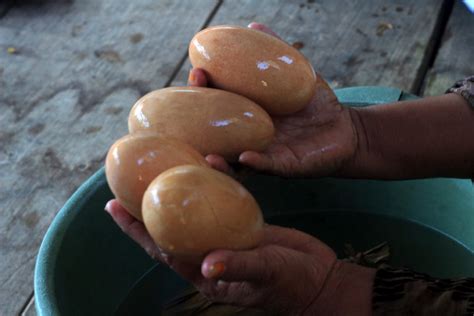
188, 23, 361, 178
105, 199, 374, 315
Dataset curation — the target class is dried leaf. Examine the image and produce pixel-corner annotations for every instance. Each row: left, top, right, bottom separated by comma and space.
162, 287, 267, 315
343, 241, 390, 268
376, 22, 394, 36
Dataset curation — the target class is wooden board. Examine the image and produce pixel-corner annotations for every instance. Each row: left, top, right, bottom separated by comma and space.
422, 1, 474, 96
172, 0, 444, 92
0, 1, 218, 314
21, 296, 35, 316
0, 1, 13, 18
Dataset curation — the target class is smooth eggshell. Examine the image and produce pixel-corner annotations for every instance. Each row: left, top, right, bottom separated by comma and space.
142, 165, 264, 262
105, 134, 208, 221
128, 86, 274, 161
189, 25, 317, 115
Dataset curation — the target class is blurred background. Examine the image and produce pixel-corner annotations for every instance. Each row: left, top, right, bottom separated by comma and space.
0, 0, 473, 314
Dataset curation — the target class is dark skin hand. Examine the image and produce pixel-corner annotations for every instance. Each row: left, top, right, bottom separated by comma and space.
105, 200, 374, 315
190, 23, 360, 178
196, 23, 474, 180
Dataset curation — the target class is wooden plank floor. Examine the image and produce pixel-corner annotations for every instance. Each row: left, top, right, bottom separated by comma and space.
0, 0, 472, 314
0, 1, 219, 314
423, 1, 474, 96
172, 0, 447, 91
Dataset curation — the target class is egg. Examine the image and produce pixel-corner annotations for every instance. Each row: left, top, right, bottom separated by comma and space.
142, 165, 264, 262
128, 86, 274, 161
189, 25, 317, 115
105, 134, 208, 221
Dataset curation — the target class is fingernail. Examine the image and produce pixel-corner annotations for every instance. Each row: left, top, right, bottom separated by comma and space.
104, 200, 112, 213
247, 22, 258, 28
207, 262, 225, 278
188, 70, 196, 84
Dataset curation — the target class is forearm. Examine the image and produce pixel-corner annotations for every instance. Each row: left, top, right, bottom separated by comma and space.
347, 93, 474, 179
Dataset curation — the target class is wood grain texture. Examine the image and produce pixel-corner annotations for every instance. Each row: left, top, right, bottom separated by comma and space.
0, 0, 217, 314
21, 296, 36, 316
422, 2, 474, 96
172, 0, 444, 92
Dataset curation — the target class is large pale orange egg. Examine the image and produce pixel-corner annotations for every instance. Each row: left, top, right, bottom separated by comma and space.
189, 25, 317, 115
105, 134, 208, 221
142, 165, 264, 262
128, 86, 274, 161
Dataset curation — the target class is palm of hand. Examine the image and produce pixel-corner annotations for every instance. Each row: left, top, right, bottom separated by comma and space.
247, 80, 358, 177
189, 23, 359, 178
105, 200, 337, 315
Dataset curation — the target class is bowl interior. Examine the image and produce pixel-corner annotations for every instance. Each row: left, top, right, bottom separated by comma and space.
36, 171, 474, 315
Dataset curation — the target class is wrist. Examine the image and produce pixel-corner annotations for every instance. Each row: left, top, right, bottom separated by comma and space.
340, 105, 405, 179
337, 107, 373, 178
305, 261, 375, 315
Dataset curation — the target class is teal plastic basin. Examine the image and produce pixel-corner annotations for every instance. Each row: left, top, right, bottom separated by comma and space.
35, 87, 474, 315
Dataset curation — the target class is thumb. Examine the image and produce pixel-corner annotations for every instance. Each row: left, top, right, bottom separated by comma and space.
248, 22, 281, 39
188, 68, 208, 87
201, 245, 303, 283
